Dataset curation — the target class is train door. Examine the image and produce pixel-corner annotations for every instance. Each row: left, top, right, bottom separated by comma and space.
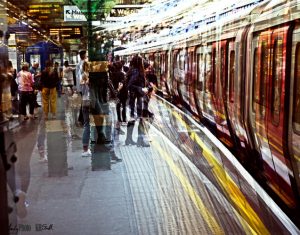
289, 25, 300, 204
212, 41, 233, 147
187, 47, 198, 116
159, 51, 169, 98
153, 52, 161, 96
252, 31, 274, 178
178, 49, 188, 108
171, 49, 180, 101
172, 49, 187, 106
252, 28, 297, 206
226, 41, 239, 143
201, 44, 217, 129
268, 26, 297, 205
195, 46, 205, 121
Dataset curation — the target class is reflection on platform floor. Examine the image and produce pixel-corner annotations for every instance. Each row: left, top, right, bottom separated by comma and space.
6, 94, 299, 235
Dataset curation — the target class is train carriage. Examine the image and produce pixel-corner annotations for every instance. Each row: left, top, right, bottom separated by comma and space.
115, 0, 300, 223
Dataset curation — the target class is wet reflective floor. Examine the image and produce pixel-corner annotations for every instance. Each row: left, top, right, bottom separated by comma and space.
4, 94, 299, 235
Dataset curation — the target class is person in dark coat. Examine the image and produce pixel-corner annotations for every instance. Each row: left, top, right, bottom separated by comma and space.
111, 61, 128, 124
127, 55, 148, 119
40, 60, 59, 120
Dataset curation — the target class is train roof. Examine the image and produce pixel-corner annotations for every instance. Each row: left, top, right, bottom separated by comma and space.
115, 0, 299, 56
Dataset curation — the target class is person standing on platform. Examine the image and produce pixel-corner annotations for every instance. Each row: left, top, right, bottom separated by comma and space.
76, 50, 87, 92
80, 61, 92, 157
54, 62, 62, 97
143, 61, 157, 118
41, 60, 59, 120
127, 55, 148, 119
8, 60, 18, 117
75, 50, 87, 125
29, 62, 42, 108
111, 61, 128, 125
17, 62, 37, 121
62, 60, 74, 96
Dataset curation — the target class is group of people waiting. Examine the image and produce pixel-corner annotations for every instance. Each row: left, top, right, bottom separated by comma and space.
76, 52, 157, 157
7, 52, 157, 157
109, 55, 157, 124
8, 60, 61, 121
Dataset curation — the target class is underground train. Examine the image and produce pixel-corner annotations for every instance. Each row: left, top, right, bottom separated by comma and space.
116, 0, 300, 222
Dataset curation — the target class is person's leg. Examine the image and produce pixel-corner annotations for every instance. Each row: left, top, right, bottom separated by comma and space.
136, 95, 143, 118
33, 92, 40, 107
129, 91, 136, 118
121, 99, 127, 122
19, 92, 27, 117
49, 87, 57, 118
137, 118, 150, 147
82, 107, 91, 156
116, 102, 122, 122
28, 92, 35, 117
125, 120, 136, 145
42, 88, 50, 119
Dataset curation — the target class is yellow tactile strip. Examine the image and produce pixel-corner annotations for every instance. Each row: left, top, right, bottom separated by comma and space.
111, 96, 297, 234
115, 121, 247, 235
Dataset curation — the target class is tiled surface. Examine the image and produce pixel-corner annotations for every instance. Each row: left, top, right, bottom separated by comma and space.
6, 94, 299, 235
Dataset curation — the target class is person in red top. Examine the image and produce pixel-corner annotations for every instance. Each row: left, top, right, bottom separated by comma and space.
17, 62, 37, 120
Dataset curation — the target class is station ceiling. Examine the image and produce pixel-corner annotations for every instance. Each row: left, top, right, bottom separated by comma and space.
4, 0, 151, 51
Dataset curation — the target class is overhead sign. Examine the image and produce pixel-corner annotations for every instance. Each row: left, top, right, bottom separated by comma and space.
110, 6, 142, 17
64, 6, 86, 22
49, 26, 83, 40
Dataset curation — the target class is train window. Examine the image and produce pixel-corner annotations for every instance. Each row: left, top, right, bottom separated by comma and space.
212, 48, 217, 94
253, 48, 259, 111
271, 38, 283, 125
260, 41, 268, 116
197, 53, 204, 90
205, 53, 212, 93
293, 43, 300, 131
154, 53, 161, 78
221, 47, 225, 88
173, 52, 179, 79
229, 50, 235, 102
165, 53, 169, 75
179, 54, 185, 70
186, 53, 190, 85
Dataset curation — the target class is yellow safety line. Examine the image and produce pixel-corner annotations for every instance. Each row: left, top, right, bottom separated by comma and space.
172, 111, 270, 235
152, 141, 225, 235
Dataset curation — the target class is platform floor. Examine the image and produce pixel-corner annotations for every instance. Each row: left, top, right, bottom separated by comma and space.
5, 94, 299, 235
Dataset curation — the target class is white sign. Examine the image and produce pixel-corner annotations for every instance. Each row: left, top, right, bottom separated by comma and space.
64, 6, 87, 22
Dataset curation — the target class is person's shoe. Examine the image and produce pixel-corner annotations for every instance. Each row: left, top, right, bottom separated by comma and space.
137, 137, 150, 147
15, 190, 27, 219
23, 116, 29, 121
111, 154, 122, 162
52, 114, 56, 119
38, 157, 48, 163
30, 115, 38, 119
118, 129, 125, 135
125, 139, 136, 145
35, 103, 41, 108
81, 149, 92, 157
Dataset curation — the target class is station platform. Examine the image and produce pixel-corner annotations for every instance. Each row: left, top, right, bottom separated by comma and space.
7, 93, 300, 235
